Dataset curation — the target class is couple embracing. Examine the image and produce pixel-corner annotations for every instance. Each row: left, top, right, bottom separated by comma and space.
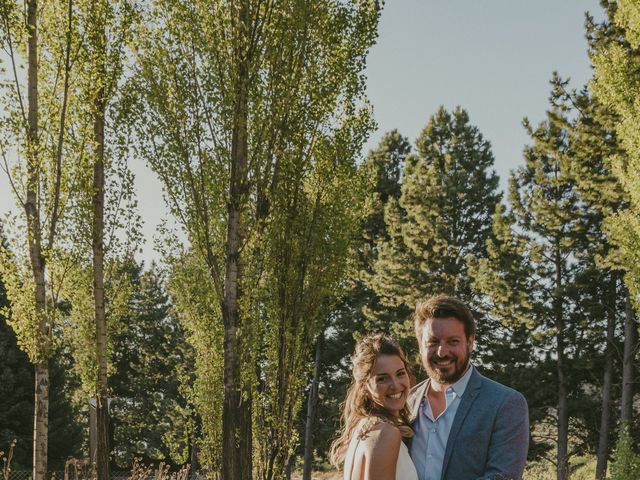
330, 295, 529, 480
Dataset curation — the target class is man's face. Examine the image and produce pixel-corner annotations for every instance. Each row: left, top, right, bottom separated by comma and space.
419, 316, 474, 385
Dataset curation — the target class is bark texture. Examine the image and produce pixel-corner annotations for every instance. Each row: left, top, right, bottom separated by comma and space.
91, 8, 109, 480
621, 293, 637, 427
25, 1, 49, 479
596, 278, 616, 480
555, 242, 569, 480
302, 333, 324, 480
221, 1, 252, 477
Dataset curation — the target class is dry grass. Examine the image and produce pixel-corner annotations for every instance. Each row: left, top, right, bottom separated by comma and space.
1, 439, 16, 480
292, 455, 599, 480
290, 472, 341, 480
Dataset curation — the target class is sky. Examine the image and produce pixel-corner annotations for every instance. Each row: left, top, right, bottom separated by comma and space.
363, 0, 603, 191
0, 1, 605, 264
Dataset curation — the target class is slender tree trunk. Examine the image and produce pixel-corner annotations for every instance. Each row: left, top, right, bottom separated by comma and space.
221, 1, 251, 478
25, 2, 49, 479
555, 244, 569, 480
621, 292, 637, 427
596, 276, 617, 480
302, 332, 324, 480
91, 8, 109, 480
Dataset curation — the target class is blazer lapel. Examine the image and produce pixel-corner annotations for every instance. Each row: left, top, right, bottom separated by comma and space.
440, 368, 483, 480
409, 380, 429, 423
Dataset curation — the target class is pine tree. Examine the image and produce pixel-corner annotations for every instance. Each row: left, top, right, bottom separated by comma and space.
0, 263, 33, 470
470, 84, 596, 480
110, 261, 192, 468
368, 106, 501, 355
556, 74, 628, 478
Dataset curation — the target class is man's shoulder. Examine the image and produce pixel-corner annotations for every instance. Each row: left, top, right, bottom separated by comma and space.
474, 369, 527, 405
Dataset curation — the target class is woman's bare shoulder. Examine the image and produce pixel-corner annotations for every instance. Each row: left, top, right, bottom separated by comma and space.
360, 418, 402, 448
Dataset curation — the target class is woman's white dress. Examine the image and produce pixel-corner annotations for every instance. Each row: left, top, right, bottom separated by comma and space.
343, 418, 418, 480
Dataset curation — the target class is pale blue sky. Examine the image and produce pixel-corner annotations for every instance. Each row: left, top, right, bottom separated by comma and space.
363, 0, 603, 192
0, 1, 605, 263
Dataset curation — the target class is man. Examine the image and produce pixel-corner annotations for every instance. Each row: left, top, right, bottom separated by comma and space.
407, 294, 529, 480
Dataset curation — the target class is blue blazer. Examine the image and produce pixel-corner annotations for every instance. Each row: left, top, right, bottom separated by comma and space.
407, 368, 529, 480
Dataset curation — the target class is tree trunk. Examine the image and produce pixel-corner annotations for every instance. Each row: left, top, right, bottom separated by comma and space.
92, 8, 109, 480
302, 332, 324, 480
221, 1, 251, 478
555, 243, 569, 480
621, 292, 637, 427
25, 1, 49, 479
596, 276, 616, 480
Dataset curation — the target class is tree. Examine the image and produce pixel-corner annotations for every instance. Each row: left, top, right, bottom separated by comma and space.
0, 0, 78, 477
301, 130, 411, 477
0, 252, 33, 470
110, 261, 192, 468
368, 106, 501, 357
609, 426, 640, 480
470, 84, 595, 480
555, 75, 627, 478
591, 0, 640, 437
134, 1, 381, 477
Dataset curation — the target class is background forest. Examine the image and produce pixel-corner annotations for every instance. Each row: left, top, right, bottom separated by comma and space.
1, 1, 640, 480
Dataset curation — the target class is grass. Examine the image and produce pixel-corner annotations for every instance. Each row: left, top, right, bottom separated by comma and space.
292, 455, 600, 479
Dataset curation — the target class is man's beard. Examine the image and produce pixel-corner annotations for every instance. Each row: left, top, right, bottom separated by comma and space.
425, 348, 471, 384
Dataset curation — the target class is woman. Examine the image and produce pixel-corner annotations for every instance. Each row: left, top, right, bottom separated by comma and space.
330, 334, 418, 480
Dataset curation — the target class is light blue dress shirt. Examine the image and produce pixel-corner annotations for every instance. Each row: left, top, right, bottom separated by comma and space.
409, 365, 474, 480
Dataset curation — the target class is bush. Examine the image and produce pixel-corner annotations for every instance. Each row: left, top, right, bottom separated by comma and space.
610, 426, 640, 480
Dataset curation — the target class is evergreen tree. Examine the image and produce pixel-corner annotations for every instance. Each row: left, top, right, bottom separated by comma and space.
0, 266, 33, 470
110, 261, 192, 468
591, 0, 640, 439
368, 106, 501, 357
470, 85, 596, 480
556, 74, 628, 478
609, 426, 640, 480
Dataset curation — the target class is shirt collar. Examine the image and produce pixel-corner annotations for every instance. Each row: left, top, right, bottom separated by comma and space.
426, 363, 474, 400
450, 363, 474, 398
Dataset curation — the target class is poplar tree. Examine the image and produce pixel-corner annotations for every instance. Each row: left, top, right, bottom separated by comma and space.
301, 130, 411, 477
591, 0, 640, 434
0, 258, 33, 470
134, 2, 381, 477
0, 1, 78, 477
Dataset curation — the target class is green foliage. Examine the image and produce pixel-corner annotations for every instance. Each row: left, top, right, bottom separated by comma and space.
371, 107, 501, 307
167, 250, 223, 473
110, 261, 193, 468
0, 270, 33, 470
366, 107, 501, 363
592, 0, 640, 306
610, 427, 640, 480
133, 1, 382, 476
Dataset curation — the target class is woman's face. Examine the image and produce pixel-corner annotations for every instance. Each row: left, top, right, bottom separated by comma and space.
365, 354, 410, 417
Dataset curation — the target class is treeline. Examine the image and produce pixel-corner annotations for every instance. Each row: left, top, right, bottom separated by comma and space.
1, 1, 640, 480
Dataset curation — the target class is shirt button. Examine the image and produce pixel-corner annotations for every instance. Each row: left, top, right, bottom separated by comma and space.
431, 428, 437, 433
427, 454, 433, 459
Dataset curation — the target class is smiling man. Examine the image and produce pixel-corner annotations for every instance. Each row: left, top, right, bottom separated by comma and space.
407, 295, 529, 480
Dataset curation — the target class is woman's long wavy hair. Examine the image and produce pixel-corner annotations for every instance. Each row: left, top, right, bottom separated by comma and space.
329, 334, 415, 467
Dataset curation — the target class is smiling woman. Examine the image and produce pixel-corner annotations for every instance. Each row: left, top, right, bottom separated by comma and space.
366, 354, 411, 417
329, 335, 418, 480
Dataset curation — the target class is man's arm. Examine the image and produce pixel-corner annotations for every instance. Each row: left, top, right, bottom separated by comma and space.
476, 391, 529, 480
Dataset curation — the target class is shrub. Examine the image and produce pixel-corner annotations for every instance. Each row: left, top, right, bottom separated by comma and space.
610, 426, 640, 480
